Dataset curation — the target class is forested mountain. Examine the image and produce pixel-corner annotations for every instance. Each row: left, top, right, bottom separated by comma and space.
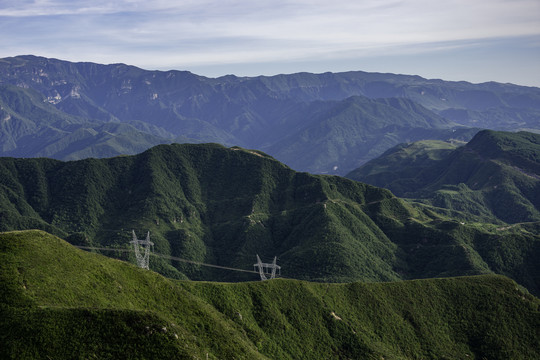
1, 55, 539, 173
0, 143, 538, 295
2, 230, 538, 359
347, 130, 540, 224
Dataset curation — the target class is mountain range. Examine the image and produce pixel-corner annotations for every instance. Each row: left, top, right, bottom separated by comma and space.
1, 230, 538, 359
1, 55, 539, 174
0, 142, 538, 296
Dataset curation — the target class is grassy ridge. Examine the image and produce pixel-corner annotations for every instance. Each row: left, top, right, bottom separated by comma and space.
1, 230, 539, 359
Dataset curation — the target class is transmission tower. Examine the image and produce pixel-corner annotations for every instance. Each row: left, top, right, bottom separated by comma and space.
130, 230, 154, 269
253, 254, 281, 280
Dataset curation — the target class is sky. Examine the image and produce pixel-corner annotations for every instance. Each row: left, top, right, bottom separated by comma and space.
1, 0, 539, 86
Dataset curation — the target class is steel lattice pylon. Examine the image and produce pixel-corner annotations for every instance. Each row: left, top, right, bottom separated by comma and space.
130, 230, 154, 269
253, 254, 281, 280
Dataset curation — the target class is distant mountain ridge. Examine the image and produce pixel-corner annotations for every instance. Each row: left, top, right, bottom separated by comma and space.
347, 130, 540, 224
0, 142, 538, 295
1, 55, 539, 173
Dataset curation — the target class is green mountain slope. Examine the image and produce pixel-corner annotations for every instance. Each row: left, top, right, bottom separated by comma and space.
345, 140, 460, 188
0, 143, 539, 295
347, 130, 540, 224
1, 55, 539, 174
0, 143, 408, 283
2, 230, 539, 359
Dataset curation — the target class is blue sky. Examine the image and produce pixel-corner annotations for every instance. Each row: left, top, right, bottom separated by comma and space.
1, 0, 539, 86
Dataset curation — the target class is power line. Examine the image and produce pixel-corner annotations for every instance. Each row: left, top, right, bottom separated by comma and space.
75, 245, 259, 275
76, 246, 132, 252
155, 253, 259, 274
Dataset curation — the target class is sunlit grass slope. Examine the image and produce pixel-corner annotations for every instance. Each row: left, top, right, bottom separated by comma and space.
1, 230, 539, 359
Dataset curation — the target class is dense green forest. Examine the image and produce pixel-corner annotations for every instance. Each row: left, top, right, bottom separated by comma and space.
0, 142, 538, 296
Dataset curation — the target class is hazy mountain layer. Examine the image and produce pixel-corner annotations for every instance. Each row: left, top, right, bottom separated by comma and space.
1, 230, 538, 359
1, 55, 539, 173
0, 143, 538, 295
